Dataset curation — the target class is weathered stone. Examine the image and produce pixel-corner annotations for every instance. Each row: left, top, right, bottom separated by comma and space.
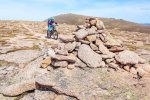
109, 46, 125, 52
47, 48, 56, 58
80, 40, 90, 44
75, 29, 88, 40
123, 66, 130, 72
115, 50, 145, 65
78, 44, 102, 68
41, 56, 51, 68
34, 90, 56, 100
52, 61, 68, 68
98, 44, 110, 54
77, 25, 86, 30
35, 68, 110, 100
55, 48, 68, 56
136, 67, 149, 77
0, 50, 41, 64
89, 19, 97, 26
59, 34, 75, 42
99, 34, 107, 42
67, 64, 75, 69
105, 58, 114, 64
65, 42, 76, 52
52, 53, 76, 63
136, 64, 150, 73
97, 30, 105, 34
96, 18, 105, 30
75, 57, 87, 68
104, 33, 122, 47
84, 23, 91, 28
86, 34, 97, 42
87, 26, 97, 35
90, 43, 99, 51
101, 53, 116, 59
108, 63, 119, 70
130, 67, 137, 75
1, 79, 35, 96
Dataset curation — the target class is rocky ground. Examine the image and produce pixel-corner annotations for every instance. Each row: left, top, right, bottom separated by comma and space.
0, 19, 150, 100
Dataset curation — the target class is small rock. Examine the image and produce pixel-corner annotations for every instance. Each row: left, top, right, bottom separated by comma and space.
65, 42, 76, 52
130, 67, 137, 75
123, 66, 130, 72
52, 53, 76, 63
80, 40, 90, 44
98, 42, 110, 54
97, 30, 105, 34
77, 25, 86, 30
90, 43, 99, 51
136, 64, 150, 73
55, 48, 68, 56
96, 18, 105, 30
105, 58, 114, 64
59, 34, 75, 42
52, 61, 68, 68
84, 23, 91, 28
86, 34, 97, 42
95, 39, 103, 46
108, 63, 119, 70
87, 26, 97, 35
109, 46, 125, 52
104, 33, 122, 47
41, 56, 51, 68
75, 29, 88, 40
99, 34, 107, 42
136, 67, 149, 77
89, 19, 97, 26
101, 53, 115, 59
67, 64, 75, 69
47, 48, 56, 58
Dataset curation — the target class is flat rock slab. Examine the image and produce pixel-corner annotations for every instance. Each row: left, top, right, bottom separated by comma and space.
36, 68, 109, 100
78, 44, 102, 68
0, 50, 41, 64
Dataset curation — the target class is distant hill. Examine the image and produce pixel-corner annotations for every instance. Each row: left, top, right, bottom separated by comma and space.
144, 23, 150, 26
45, 13, 150, 34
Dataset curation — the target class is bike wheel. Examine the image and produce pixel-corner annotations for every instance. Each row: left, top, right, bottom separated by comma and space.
53, 31, 58, 40
47, 30, 51, 38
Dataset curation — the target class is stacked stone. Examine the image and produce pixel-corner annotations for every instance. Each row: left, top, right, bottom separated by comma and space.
41, 18, 150, 78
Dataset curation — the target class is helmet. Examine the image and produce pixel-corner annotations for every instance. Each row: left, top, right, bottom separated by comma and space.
48, 17, 54, 21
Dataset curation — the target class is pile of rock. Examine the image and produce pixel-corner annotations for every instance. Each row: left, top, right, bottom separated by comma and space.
41, 18, 150, 78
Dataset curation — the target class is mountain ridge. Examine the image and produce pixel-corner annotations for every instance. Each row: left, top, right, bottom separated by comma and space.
45, 13, 150, 34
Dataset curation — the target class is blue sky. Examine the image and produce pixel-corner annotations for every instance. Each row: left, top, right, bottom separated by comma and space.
0, 0, 150, 23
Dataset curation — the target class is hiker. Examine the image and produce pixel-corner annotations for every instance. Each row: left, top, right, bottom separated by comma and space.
47, 17, 57, 38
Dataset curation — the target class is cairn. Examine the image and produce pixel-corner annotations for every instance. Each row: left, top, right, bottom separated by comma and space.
41, 18, 150, 78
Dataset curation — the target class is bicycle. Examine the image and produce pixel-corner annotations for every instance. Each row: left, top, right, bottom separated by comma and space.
47, 26, 58, 40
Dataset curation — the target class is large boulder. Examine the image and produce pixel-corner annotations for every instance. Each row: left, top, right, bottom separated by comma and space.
35, 68, 110, 100
75, 29, 88, 40
115, 50, 145, 65
78, 44, 103, 68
